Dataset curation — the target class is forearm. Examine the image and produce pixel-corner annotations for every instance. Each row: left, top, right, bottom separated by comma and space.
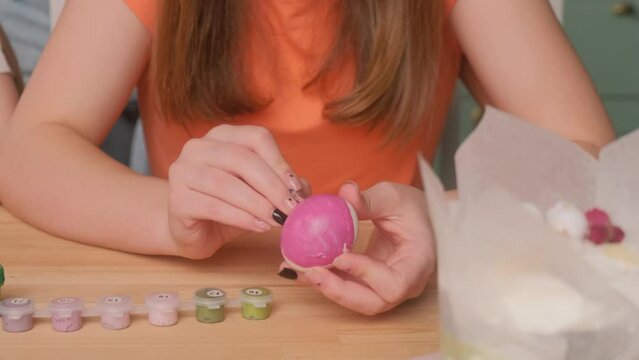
0, 74, 18, 132
0, 75, 19, 205
453, 0, 616, 154
0, 121, 175, 255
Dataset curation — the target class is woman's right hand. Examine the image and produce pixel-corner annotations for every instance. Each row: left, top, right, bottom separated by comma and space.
167, 124, 306, 259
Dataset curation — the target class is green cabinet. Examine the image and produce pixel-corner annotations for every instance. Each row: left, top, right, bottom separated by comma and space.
605, 101, 639, 135
435, 0, 639, 188
565, 0, 639, 137
434, 92, 481, 188
564, 0, 639, 96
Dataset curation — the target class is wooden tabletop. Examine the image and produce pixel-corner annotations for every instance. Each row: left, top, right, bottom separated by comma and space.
0, 206, 439, 359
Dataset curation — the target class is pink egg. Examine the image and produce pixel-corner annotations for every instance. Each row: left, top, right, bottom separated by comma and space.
280, 194, 358, 271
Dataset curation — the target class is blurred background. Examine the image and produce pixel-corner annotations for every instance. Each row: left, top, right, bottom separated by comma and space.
1, 0, 637, 187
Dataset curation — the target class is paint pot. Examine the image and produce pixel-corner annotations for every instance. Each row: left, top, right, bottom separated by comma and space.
193, 288, 227, 323
240, 287, 273, 320
49, 297, 84, 332
96, 295, 134, 330
0, 298, 35, 332
144, 292, 180, 327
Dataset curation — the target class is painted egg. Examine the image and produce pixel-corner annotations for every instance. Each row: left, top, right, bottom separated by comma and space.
280, 194, 358, 271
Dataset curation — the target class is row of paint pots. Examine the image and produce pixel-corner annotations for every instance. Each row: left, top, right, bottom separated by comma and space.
0, 287, 273, 333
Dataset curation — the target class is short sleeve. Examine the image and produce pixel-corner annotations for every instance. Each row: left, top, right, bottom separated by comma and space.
123, 0, 159, 34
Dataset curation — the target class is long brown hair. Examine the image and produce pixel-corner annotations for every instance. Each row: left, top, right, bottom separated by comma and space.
0, 23, 24, 94
156, 0, 444, 140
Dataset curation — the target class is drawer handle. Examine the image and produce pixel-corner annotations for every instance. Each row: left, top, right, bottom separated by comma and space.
612, 2, 635, 16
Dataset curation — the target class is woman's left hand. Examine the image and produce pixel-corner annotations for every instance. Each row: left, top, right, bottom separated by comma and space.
283, 181, 436, 315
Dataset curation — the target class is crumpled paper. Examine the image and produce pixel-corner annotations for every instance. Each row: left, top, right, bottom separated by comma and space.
420, 106, 639, 360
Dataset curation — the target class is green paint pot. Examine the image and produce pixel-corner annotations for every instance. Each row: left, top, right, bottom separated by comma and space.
240, 287, 273, 320
193, 288, 227, 323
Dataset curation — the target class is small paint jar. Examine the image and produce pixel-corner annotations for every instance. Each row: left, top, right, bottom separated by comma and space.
145, 292, 180, 327
193, 288, 227, 323
240, 287, 273, 320
49, 297, 84, 332
96, 295, 134, 330
0, 298, 35, 333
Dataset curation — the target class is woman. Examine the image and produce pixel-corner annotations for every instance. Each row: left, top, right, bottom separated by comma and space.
0, 0, 614, 314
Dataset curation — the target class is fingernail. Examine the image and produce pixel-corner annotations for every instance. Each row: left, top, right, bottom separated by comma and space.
286, 171, 302, 191
277, 267, 297, 280
272, 209, 287, 225
286, 197, 297, 211
254, 218, 271, 232
290, 189, 304, 203
345, 180, 358, 190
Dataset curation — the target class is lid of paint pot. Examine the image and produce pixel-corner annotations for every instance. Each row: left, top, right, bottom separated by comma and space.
193, 288, 227, 309
0, 264, 4, 285
0, 298, 35, 319
48, 297, 85, 314
239, 287, 273, 306
96, 295, 134, 314
144, 292, 180, 310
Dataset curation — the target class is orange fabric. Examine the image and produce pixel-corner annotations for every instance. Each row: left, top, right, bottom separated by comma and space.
124, 0, 462, 194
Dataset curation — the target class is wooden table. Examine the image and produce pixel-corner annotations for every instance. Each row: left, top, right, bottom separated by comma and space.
0, 206, 439, 359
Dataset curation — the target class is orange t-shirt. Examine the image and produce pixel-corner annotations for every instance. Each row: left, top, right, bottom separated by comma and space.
124, 0, 462, 194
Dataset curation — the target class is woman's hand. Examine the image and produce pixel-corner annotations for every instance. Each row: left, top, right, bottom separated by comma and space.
287, 181, 436, 315
168, 124, 307, 259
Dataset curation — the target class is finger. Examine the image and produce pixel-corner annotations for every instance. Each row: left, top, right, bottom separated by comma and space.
183, 139, 296, 214
277, 262, 375, 291
299, 177, 312, 198
337, 181, 365, 216
338, 181, 403, 221
332, 253, 416, 304
276, 261, 319, 286
171, 185, 271, 233
179, 165, 280, 227
206, 125, 303, 192
303, 267, 389, 316
293, 267, 364, 287
290, 268, 317, 287
276, 261, 305, 283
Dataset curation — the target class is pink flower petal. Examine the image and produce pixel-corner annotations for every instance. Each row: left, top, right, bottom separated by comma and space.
588, 225, 610, 245
585, 208, 611, 228
611, 226, 625, 244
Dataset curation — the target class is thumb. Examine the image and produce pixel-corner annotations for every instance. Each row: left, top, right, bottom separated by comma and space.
338, 181, 401, 221
337, 181, 372, 220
